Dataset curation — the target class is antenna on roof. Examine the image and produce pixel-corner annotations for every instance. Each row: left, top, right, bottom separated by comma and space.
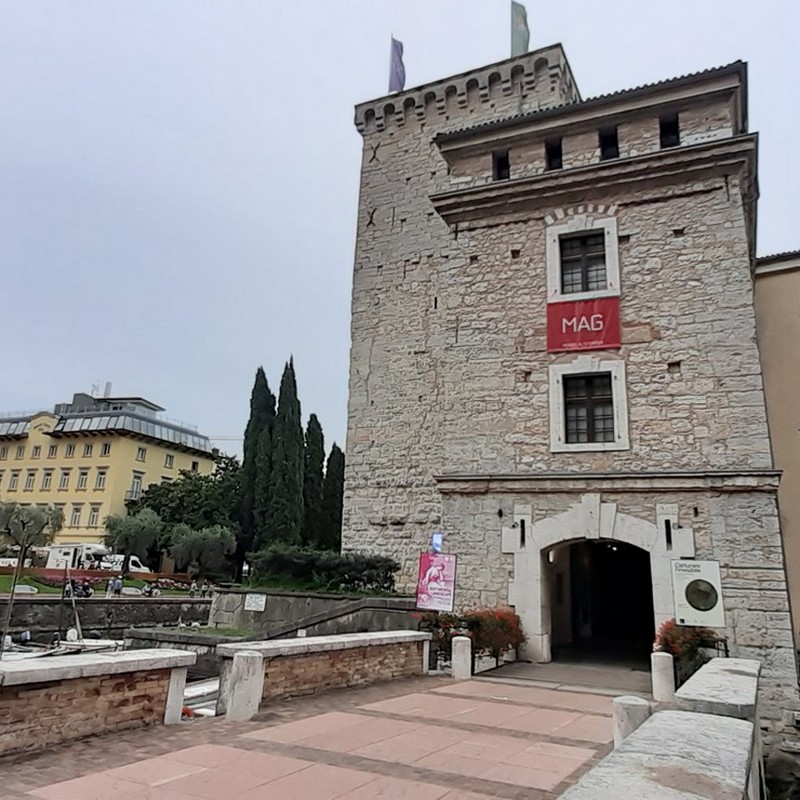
91, 382, 100, 397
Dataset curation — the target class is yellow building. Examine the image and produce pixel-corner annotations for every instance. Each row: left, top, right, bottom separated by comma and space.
0, 392, 216, 544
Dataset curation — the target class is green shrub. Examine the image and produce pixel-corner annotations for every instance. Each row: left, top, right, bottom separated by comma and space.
249, 547, 400, 594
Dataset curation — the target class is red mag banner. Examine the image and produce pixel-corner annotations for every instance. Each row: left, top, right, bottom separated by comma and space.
547, 296, 621, 352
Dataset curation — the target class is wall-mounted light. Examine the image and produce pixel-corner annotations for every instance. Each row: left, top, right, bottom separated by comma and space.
547, 550, 555, 563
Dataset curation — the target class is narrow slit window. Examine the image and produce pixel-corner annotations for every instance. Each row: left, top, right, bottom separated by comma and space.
492, 149, 510, 180
660, 113, 680, 148
599, 126, 619, 160
545, 138, 563, 170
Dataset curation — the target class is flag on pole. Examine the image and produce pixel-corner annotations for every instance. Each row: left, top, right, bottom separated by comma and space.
511, 1, 530, 57
389, 37, 405, 93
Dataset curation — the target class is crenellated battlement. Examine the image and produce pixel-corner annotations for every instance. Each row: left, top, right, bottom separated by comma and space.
354, 43, 580, 135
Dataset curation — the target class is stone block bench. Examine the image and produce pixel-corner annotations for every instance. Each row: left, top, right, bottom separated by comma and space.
0, 649, 195, 757
216, 630, 431, 720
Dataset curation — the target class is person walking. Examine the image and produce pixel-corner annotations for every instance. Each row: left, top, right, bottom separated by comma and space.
113, 575, 123, 597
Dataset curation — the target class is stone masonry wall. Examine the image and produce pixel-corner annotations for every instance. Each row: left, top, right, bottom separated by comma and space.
0, 668, 170, 757
261, 642, 424, 703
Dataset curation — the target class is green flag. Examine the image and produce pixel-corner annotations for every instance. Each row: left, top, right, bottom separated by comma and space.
511, 1, 530, 57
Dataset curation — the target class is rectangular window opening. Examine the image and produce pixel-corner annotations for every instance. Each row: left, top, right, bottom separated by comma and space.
31, 446, 41, 459
101, 442, 112, 456
660, 113, 680, 148
492, 149, 510, 181
545, 138, 563, 170
599, 126, 619, 160
48, 444, 57, 458
564, 373, 615, 444
559, 233, 607, 294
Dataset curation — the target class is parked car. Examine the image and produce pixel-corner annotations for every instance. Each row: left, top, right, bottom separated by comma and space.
99, 554, 152, 573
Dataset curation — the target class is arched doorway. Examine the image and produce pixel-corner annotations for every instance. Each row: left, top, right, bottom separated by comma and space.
547, 539, 655, 668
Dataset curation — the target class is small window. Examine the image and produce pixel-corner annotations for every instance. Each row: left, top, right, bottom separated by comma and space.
95, 469, 107, 490
165, 453, 175, 469
660, 113, 680, 148
8, 471, 19, 491
59, 469, 71, 490
599, 127, 619, 160
564, 373, 615, 443
42, 470, 53, 490
0, 446, 7, 460
559, 233, 607, 294
83, 443, 93, 457
545, 138, 563, 170
191, 461, 199, 473
88, 505, 100, 527
15, 445, 24, 460
48, 444, 58, 458
24, 470, 36, 491
77, 469, 89, 490
492, 149, 510, 180
31, 445, 41, 459
70, 505, 82, 527
0, 471, 4, 488
65, 444, 75, 457
136, 446, 147, 462
101, 442, 111, 456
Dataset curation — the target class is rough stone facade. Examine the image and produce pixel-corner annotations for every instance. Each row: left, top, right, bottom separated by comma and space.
343, 45, 798, 734
259, 642, 425, 703
0, 668, 170, 756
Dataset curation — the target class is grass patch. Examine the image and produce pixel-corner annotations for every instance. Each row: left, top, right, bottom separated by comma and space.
0, 575, 62, 594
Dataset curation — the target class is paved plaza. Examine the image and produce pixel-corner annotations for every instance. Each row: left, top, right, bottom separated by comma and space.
0, 675, 615, 799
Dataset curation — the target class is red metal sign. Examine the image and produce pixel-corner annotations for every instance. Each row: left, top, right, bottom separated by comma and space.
547, 297, 621, 352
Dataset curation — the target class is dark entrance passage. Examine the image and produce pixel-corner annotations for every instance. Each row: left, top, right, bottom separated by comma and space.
549, 540, 655, 669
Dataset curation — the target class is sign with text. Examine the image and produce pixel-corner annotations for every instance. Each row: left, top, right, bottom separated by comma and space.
671, 560, 725, 628
244, 593, 267, 613
547, 296, 621, 352
415, 552, 457, 612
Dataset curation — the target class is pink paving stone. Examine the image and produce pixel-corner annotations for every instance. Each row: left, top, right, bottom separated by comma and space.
502, 706, 583, 734
337, 775, 452, 799
153, 763, 276, 799
352, 726, 466, 763
166, 744, 255, 768
212, 750, 314, 780
360, 693, 480, 718
440, 792, 497, 799
29, 774, 149, 800
243, 711, 366, 743
478, 762, 569, 790
103, 756, 207, 786
235, 762, 375, 800
555, 713, 614, 744
299, 716, 422, 753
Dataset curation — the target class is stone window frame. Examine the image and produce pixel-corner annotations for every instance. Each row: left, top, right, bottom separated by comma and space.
545, 214, 621, 303
549, 354, 630, 452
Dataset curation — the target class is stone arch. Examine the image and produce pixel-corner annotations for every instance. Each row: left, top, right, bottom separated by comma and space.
502, 498, 675, 663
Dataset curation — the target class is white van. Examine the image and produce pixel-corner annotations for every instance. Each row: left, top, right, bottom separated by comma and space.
100, 554, 152, 573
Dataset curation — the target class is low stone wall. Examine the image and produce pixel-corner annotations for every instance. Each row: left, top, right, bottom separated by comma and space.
216, 631, 431, 718
0, 597, 210, 641
209, 589, 416, 638
0, 649, 195, 757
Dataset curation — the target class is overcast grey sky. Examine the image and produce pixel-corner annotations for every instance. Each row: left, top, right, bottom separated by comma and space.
2, 1, 797, 455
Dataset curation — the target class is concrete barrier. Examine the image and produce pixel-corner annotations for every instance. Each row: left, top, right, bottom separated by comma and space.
612, 695, 652, 748
451, 635, 472, 680
0, 649, 196, 756
216, 630, 431, 717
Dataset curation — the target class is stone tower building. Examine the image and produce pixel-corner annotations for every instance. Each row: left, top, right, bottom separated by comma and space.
343, 45, 797, 728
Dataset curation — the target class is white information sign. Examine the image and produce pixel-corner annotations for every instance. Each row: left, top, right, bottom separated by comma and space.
243, 592, 267, 613
671, 560, 725, 628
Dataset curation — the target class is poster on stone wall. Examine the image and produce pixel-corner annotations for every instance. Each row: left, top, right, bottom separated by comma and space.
547, 296, 621, 352
415, 552, 457, 612
671, 559, 725, 627
244, 592, 267, 612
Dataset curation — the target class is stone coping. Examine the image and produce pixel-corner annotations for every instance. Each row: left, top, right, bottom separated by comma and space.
675, 657, 761, 721
561, 710, 754, 799
0, 648, 196, 687
217, 630, 431, 659
125, 628, 247, 645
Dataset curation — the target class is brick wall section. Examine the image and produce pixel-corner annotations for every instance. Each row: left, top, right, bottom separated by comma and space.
0, 668, 169, 757
260, 642, 424, 703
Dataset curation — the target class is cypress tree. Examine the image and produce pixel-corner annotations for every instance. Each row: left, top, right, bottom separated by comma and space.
253, 402, 276, 550
302, 414, 325, 547
266, 359, 304, 546
236, 367, 275, 576
320, 443, 345, 551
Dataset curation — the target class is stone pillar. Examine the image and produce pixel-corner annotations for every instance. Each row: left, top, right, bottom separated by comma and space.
164, 666, 188, 725
225, 651, 265, 722
451, 636, 472, 680
612, 695, 651, 748
651, 651, 675, 702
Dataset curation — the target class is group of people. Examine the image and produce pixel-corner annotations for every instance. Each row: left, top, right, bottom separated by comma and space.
64, 578, 95, 598
188, 579, 211, 598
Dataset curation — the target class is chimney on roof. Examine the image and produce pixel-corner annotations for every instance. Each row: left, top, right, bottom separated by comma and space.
103, 382, 112, 398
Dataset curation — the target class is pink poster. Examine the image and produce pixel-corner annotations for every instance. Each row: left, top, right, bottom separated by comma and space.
416, 552, 457, 612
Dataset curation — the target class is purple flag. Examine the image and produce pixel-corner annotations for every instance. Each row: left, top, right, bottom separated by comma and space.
389, 37, 405, 93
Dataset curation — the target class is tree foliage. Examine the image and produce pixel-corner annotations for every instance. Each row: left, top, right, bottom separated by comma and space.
170, 524, 235, 579
320, 443, 345, 551
104, 508, 165, 573
302, 413, 325, 547
0, 502, 63, 554
266, 359, 304, 546
238, 368, 275, 574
